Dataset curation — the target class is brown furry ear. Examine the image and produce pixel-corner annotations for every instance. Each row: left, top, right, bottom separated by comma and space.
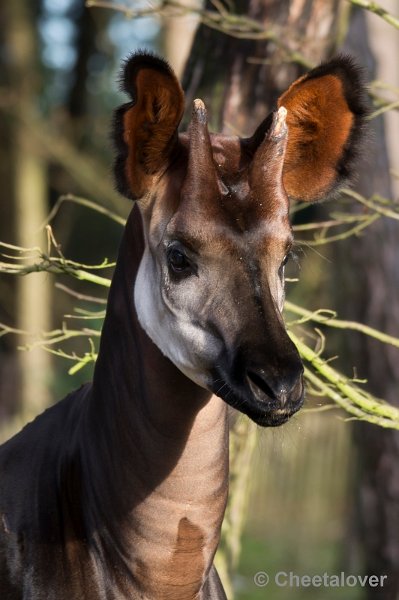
113, 52, 184, 200
277, 56, 368, 202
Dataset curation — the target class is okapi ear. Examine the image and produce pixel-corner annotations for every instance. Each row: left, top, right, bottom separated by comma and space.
277, 56, 368, 202
113, 52, 184, 200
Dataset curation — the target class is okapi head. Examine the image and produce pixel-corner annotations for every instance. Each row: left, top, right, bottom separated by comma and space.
113, 53, 367, 427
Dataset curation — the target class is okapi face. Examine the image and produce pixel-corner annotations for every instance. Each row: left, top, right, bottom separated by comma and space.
114, 53, 367, 427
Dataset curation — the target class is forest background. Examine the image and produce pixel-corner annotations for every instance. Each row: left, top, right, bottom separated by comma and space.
1, 1, 399, 598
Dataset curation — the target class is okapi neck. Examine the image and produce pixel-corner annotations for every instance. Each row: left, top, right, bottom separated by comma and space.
85, 205, 229, 598
91, 204, 217, 436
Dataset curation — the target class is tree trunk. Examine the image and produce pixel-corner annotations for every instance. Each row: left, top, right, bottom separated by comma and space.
0, 3, 19, 424
3, 0, 52, 433
183, 0, 341, 133
162, 3, 200, 78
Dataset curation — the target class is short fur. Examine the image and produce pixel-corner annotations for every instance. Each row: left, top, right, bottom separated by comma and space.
278, 54, 368, 201
113, 52, 185, 199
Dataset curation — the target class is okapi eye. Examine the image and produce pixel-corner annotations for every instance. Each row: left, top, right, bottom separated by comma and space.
167, 246, 191, 274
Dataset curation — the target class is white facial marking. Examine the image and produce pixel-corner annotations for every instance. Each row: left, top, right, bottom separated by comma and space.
134, 242, 220, 389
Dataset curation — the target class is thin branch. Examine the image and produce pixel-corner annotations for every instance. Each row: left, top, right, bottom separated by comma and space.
290, 331, 399, 429
0, 322, 100, 344
0, 240, 113, 288
0, 323, 27, 339
368, 100, 399, 120
344, 189, 399, 221
0, 257, 112, 287
304, 368, 399, 429
41, 346, 98, 375
55, 283, 107, 304
86, 0, 311, 64
246, 52, 314, 70
371, 80, 399, 95
347, 0, 399, 31
285, 301, 399, 349
292, 212, 373, 232
42, 194, 126, 229
295, 212, 380, 246
86, 0, 277, 38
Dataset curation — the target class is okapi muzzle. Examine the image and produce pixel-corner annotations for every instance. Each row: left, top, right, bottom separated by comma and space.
114, 52, 367, 429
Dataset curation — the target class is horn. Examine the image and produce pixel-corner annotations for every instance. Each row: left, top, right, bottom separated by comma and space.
182, 99, 219, 199
250, 106, 288, 197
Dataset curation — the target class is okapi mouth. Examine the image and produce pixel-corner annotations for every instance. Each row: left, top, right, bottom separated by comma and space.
210, 370, 305, 427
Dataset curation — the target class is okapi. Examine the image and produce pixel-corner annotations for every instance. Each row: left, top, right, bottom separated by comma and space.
0, 52, 367, 599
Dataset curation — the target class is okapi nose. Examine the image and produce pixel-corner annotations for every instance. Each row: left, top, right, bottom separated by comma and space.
246, 363, 304, 407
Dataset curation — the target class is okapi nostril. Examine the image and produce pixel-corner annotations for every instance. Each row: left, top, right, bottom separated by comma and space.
246, 368, 304, 406
246, 370, 277, 401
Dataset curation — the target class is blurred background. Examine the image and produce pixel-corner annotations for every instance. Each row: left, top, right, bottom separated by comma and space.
1, 1, 399, 598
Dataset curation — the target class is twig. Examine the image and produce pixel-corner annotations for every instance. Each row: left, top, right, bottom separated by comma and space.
304, 368, 399, 429
0, 258, 112, 287
368, 100, 399, 120
42, 345, 98, 375
285, 301, 399, 349
292, 213, 372, 232
55, 283, 107, 304
246, 52, 314, 70
295, 212, 380, 246
0, 240, 113, 287
344, 189, 399, 221
42, 194, 126, 229
87, 0, 276, 38
347, 0, 399, 31
290, 331, 399, 429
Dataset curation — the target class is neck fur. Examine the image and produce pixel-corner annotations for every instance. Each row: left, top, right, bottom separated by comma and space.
83, 205, 229, 598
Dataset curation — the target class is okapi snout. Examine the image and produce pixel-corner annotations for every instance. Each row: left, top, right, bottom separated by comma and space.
212, 333, 304, 427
